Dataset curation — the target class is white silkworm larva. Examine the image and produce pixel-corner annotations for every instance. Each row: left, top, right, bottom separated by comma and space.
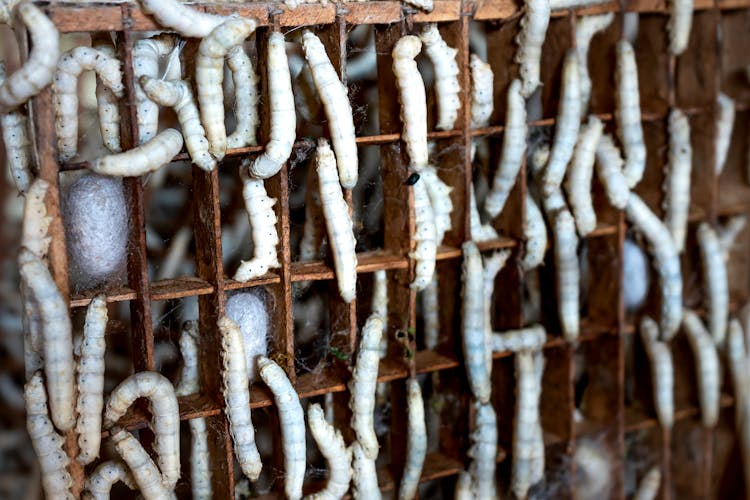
53, 46, 124, 161
138, 0, 226, 38
523, 193, 547, 270
576, 13, 615, 114
110, 428, 172, 500
411, 176, 437, 291
492, 324, 546, 352
715, 92, 735, 176
139, 76, 215, 172
455, 471, 473, 500
681, 310, 720, 427
515, 0, 551, 98
302, 31, 358, 189
393, 36, 428, 170
226, 45, 260, 149
398, 378, 427, 500
218, 316, 262, 482
316, 139, 358, 301
718, 215, 746, 260
640, 317, 674, 429
21, 178, 51, 259
529, 351, 545, 486
91, 128, 183, 177
565, 115, 604, 236
697, 223, 729, 347
0, 3, 59, 113
634, 465, 661, 500
196, 17, 257, 160
306, 403, 352, 499
470, 54, 493, 128
83, 461, 136, 500
470, 183, 499, 242
554, 210, 580, 342
92, 42, 121, 154
668, 0, 693, 55
423, 274, 439, 350
512, 350, 541, 499
349, 314, 384, 460
133, 34, 177, 144
484, 79, 527, 217
176, 321, 200, 397
75, 294, 107, 465
350, 441, 382, 500
104, 371, 180, 489
663, 109, 692, 253
249, 32, 295, 179
402, 0, 434, 12
615, 40, 646, 188
419, 24, 460, 131
372, 269, 388, 326
595, 133, 630, 209
18, 249, 75, 432
626, 193, 682, 339
541, 50, 581, 196
25, 372, 73, 500
727, 319, 750, 480
258, 356, 306, 500
462, 241, 491, 403
0, 63, 32, 194
420, 167, 453, 246
468, 401, 498, 499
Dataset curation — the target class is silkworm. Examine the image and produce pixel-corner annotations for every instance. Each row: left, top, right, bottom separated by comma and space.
91, 128, 183, 177
663, 109, 692, 253
541, 50, 581, 196
554, 210, 580, 342
402, 0, 433, 12
226, 45, 260, 149
462, 240, 491, 403
484, 79, 527, 217
307, 403, 352, 499
349, 314, 384, 460
0, 3, 59, 113
523, 193, 548, 270
634, 465, 661, 500
668, 0, 693, 55
133, 34, 178, 144
483, 250, 512, 366
470, 54, 493, 128
176, 321, 200, 397
398, 378, 427, 500
393, 36, 428, 170
420, 166, 453, 245
515, 0, 551, 98
576, 13, 615, 114
0, 63, 31, 194
302, 31, 358, 189
682, 310, 720, 427
92, 41, 121, 154
715, 93, 734, 176
418, 24, 460, 131
138, 0, 226, 38
258, 356, 306, 500
623, 238, 650, 312
615, 40, 646, 188
83, 461, 136, 500
139, 76, 215, 171
249, 32, 295, 179
455, 470, 473, 499
512, 350, 543, 499
24, 371, 73, 499
21, 179, 51, 259
110, 427, 173, 500
196, 17, 257, 160
470, 184, 499, 242
492, 324, 546, 352
574, 438, 612, 500
104, 371, 180, 489
18, 249, 75, 432
697, 223, 728, 347
625, 193, 682, 339
595, 134, 630, 209
74, 294, 107, 465
565, 115, 604, 236
529, 351, 545, 487
316, 139, 357, 302
640, 317, 674, 428
218, 316, 262, 482
350, 441, 381, 500
727, 319, 750, 485
468, 401, 498, 499
717, 215, 746, 260
411, 175, 437, 291
371, 270, 388, 328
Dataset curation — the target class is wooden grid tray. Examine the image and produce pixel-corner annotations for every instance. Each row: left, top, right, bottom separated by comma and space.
24, 0, 750, 497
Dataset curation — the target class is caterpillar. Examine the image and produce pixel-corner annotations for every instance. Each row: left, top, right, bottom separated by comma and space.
110, 427, 173, 500
350, 441, 382, 500
727, 318, 750, 488
371, 270, 388, 327
462, 241, 491, 403
196, 17, 257, 160
640, 317, 674, 429
717, 215, 746, 260
349, 314, 384, 460
104, 371, 180, 489
226, 45, 260, 149
634, 465, 661, 500
138, 0, 226, 38
139, 76, 215, 171
91, 128, 183, 177
248, 32, 295, 179
492, 324, 546, 352
681, 310, 720, 427
523, 193, 548, 270
83, 461, 136, 500
0, 62, 32, 194
455, 471, 473, 499
402, 0, 434, 12
697, 223, 729, 347
715, 92, 735, 176
512, 350, 544, 499
258, 356, 306, 500
92, 41, 121, 154
595, 133, 630, 210
393, 35, 428, 170
625, 193, 682, 339
468, 401, 498, 499
420, 166, 453, 246
668, 0, 693, 55
515, 0, 551, 98
419, 24, 460, 131
411, 174, 437, 291
565, 115, 604, 236
576, 13, 615, 114
21, 178, 51, 259
615, 40, 646, 188
663, 109, 692, 253
470, 54, 493, 128
398, 378, 427, 500
484, 79, 527, 218
470, 184, 499, 242
307, 403, 352, 499
133, 34, 178, 144
302, 31, 358, 189
554, 210, 580, 342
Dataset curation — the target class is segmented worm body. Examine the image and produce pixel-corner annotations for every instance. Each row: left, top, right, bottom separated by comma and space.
91, 128, 183, 177
470, 54, 493, 128
470, 184, 499, 242
92, 42, 121, 153
492, 324, 546, 352
515, 0, 551, 97
306, 403, 352, 499
668, 0, 693, 55
420, 166, 453, 245
554, 210, 580, 342
226, 45, 259, 149
576, 13, 614, 113
663, 109, 692, 253
349, 314, 383, 460
110, 428, 173, 500
634, 466, 661, 500
133, 34, 178, 144
411, 175, 437, 290
565, 115, 603, 235
682, 310, 720, 427
594, 133, 629, 209
718, 215, 746, 260
83, 461, 136, 500
21, 179, 51, 259
697, 223, 728, 346
468, 401, 498, 498
512, 350, 544, 499
0, 63, 32, 193
462, 241, 491, 403
402, 0, 433, 12
640, 317, 674, 428
139, 0, 226, 38
523, 193, 547, 270
398, 378, 427, 500
615, 40, 646, 188
419, 24, 460, 131
350, 441, 381, 500
393, 36, 428, 169
715, 92, 734, 176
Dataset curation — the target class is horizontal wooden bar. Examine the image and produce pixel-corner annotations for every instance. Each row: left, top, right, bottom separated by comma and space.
624, 394, 735, 433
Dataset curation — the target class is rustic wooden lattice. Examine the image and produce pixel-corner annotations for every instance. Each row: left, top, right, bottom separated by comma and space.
22, 0, 750, 497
